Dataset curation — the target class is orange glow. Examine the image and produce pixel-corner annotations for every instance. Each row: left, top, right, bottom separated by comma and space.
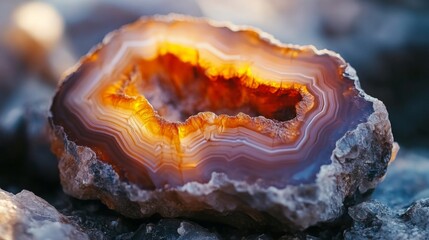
101, 44, 309, 152
51, 16, 376, 189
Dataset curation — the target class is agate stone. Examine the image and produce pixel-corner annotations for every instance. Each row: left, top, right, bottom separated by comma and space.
50, 15, 395, 230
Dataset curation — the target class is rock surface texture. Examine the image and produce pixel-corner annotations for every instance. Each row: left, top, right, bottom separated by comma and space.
344, 149, 429, 240
345, 199, 429, 240
372, 150, 429, 208
0, 188, 88, 240
50, 15, 395, 230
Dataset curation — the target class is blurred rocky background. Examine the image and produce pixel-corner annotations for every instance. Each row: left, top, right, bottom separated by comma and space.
0, 0, 428, 239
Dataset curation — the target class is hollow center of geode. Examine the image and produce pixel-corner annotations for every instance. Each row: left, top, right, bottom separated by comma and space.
135, 53, 302, 122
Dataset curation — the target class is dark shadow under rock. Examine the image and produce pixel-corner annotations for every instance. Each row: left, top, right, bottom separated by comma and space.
51, 193, 142, 240
119, 219, 220, 240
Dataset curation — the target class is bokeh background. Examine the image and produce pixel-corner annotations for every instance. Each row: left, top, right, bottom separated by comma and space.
0, 0, 428, 201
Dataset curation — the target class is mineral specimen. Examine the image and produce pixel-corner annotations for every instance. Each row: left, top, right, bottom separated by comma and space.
50, 15, 395, 230
0, 188, 88, 240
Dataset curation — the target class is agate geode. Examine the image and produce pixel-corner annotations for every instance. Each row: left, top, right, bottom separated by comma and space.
50, 15, 395, 230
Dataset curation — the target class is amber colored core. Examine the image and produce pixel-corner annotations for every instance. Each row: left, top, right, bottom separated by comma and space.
113, 53, 302, 123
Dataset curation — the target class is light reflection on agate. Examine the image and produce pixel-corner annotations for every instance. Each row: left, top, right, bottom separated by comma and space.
51, 15, 373, 189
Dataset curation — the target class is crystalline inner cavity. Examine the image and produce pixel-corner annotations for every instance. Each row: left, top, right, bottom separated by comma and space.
125, 53, 302, 123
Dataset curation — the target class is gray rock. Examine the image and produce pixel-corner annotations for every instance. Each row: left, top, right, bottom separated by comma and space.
372, 149, 429, 208
0, 188, 88, 240
345, 198, 429, 240
344, 150, 429, 239
343, 150, 429, 239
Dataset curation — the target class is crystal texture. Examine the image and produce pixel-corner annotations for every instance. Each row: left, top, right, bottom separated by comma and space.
50, 15, 395, 230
